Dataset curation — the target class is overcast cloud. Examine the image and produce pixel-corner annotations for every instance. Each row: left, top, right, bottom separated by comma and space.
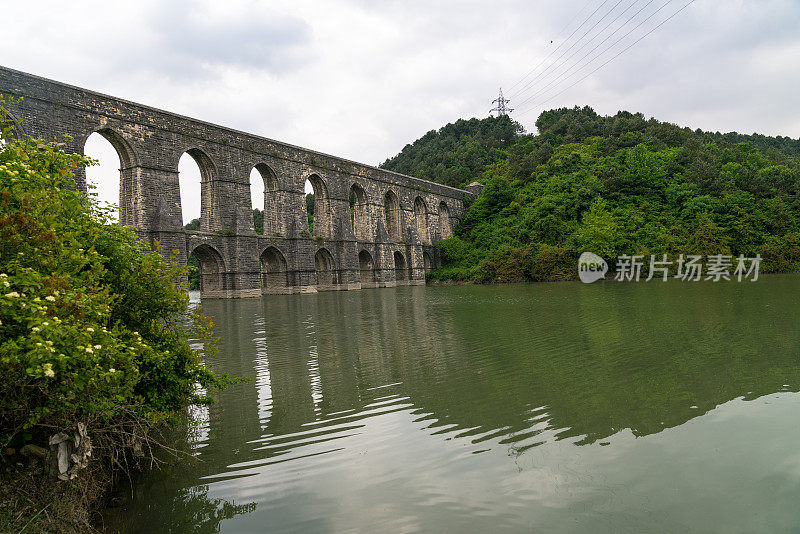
3, 0, 799, 222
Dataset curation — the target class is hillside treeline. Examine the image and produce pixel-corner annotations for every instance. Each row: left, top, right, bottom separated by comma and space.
382, 107, 800, 282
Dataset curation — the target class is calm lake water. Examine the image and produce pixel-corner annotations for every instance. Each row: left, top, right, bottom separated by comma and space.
116, 275, 800, 533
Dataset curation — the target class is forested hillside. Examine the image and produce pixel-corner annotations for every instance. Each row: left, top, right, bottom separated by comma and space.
381, 107, 800, 282
381, 115, 522, 188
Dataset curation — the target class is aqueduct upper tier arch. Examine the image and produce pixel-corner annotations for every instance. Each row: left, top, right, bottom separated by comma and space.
1, 66, 472, 297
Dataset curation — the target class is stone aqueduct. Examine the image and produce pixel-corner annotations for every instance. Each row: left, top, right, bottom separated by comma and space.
1, 67, 475, 298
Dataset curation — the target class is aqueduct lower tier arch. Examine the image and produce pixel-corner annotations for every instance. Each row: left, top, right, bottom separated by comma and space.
0, 66, 472, 298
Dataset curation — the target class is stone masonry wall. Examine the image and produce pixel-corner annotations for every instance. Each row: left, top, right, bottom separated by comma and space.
0, 66, 470, 297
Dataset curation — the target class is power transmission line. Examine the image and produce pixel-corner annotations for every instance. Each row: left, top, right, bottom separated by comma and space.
511, 0, 650, 108
514, 0, 662, 109
506, 0, 613, 97
509, 0, 630, 100
517, 0, 681, 112
517, 0, 698, 118
505, 0, 595, 94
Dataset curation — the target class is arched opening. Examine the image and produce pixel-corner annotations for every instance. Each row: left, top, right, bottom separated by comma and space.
179, 149, 216, 230
384, 189, 402, 240
315, 248, 335, 287
260, 247, 288, 292
423, 251, 433, 274
251, 163, 279, 236
304, 179, 314, 233
393, 251, 407, 282
439, 201, 452, 239
83, 129, 135, 223
414, 196, 428, 243
358, 250, 375, 284
189, 244, 225, 294
349, 183, 369, 240
304, 174, 331, 238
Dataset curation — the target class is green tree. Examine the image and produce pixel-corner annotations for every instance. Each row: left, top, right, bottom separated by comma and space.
253, 207, 264, 234
571, 198, 619, 259
0, 100, 229, 504
388, 106, 800, 282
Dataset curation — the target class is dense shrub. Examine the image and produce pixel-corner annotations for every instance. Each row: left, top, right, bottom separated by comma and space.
476, 244, 576, 283
760, 232, 800, 273
0, 100, 226, 455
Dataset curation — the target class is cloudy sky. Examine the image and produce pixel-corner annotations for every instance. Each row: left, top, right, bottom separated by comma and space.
2, 0, 799, 222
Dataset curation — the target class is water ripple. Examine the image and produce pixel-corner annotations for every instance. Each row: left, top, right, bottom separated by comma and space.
118, 278, 800, 534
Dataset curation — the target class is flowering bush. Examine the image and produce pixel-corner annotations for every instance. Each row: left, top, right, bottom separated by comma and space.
0, 99, 225, 449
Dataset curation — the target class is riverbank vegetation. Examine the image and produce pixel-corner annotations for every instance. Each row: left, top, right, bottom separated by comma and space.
382, 109, 800, 282
0, 101, 228, 532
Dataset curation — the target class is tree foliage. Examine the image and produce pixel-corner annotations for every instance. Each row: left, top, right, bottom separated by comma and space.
385, 107, 800, 281
380, 115, 523, 187
0, 100, 228, 450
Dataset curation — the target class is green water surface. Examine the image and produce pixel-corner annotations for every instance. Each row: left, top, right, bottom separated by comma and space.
117, 275, 800, 533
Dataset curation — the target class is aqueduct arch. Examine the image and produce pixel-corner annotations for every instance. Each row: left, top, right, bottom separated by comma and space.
414, 196, 428, 244
253, 163, 280, 236
181, 148, 219, 233
393, 251, 407, 282
306, 173, 332, 238
349, 183, 369, 241
89, 127, 136, 170
315, 248, 335, 288
82, 128, 137, 224
261, 246, 289, 294
359, 250, 376, 288
1, 66, 473, 298
190, 244, 226, 295
423, 251, 433, 274
439, 201, 453, 239
384, 189, 402, 241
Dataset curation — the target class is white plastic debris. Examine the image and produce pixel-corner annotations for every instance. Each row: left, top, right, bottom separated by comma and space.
48, 423, 92, 480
